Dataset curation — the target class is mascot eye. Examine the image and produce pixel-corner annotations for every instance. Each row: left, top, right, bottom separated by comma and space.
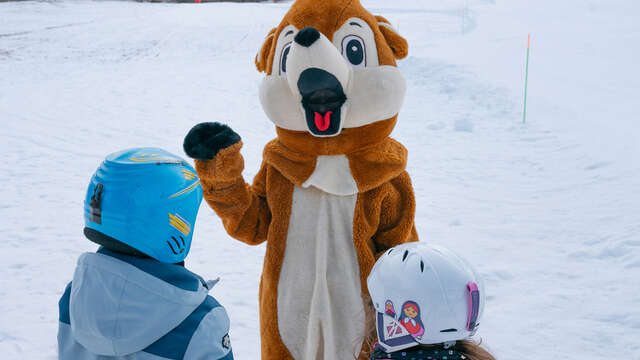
341, 35, 365, 67
280, 42, 292, 75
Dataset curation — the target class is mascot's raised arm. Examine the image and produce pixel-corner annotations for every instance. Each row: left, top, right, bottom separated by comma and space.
183, 0, 417, 358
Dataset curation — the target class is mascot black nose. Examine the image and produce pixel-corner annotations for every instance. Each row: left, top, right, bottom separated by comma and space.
294, 27, 320, 47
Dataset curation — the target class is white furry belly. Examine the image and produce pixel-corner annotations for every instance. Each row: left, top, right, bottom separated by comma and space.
277, 186, 365, 360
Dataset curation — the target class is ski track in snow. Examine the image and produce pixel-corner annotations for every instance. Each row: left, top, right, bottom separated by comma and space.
1, 1, 639, 359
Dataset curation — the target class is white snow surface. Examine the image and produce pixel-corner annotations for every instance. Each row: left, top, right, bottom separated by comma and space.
1, 0, 639, 359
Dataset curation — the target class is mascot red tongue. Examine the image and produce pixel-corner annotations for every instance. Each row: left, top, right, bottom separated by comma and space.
183, 0, 417, 359
314, 111, 332, 131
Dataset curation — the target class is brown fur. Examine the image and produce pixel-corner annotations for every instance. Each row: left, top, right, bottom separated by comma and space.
275, 117, 397, 156
375, 16, 409, 60
195, 137, 418, 359
196, 1, 416, 358
197, 146, 294, 359
255, 27, 277, 73
256, 0, 409, 74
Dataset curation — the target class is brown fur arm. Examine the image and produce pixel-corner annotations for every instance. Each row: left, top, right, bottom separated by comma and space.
372, 171, 418, 257
194, 142, 271, 245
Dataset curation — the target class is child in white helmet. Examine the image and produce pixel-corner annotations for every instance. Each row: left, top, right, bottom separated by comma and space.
366, 242, 495, 360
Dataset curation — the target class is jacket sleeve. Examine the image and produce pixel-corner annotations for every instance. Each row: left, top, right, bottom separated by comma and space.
194, 141, 271, 245
183, 304, 234, 360
372, 171, 419, 257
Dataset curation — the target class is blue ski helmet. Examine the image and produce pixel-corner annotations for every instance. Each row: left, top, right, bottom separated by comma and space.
84, 148, 203, 263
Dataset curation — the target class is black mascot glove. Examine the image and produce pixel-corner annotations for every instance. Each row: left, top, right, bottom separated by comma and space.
183, 122, 241, 160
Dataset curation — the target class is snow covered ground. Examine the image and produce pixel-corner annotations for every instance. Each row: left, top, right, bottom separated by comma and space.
1, 0, 639, 359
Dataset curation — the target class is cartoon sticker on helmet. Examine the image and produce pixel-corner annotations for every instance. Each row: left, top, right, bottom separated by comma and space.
128, 153, 180, 163
169, 213, 192, 236
398, 301, 425, 339
376, 310, 418, 352
385, 300, 396, 318
169, 180, 201, 199
182, 169, 197, 181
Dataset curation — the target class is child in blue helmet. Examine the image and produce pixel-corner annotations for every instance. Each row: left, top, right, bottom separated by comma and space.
57, 148, 234, 360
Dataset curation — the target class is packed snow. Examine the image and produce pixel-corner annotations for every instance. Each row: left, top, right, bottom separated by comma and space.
1, 0, 639, 359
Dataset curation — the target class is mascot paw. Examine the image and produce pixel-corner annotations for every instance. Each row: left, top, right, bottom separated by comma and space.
183, 122, 241, 160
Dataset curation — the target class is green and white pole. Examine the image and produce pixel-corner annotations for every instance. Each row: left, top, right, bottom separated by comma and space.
523, 34, 531, 124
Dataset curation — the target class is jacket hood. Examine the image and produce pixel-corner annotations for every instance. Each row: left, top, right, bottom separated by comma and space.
68, 248, 210, 356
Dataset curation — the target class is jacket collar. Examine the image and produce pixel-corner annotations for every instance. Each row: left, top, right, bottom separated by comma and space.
97, 247, 205, 291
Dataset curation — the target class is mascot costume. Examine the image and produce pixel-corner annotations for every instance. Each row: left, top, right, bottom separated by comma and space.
183, 0, 418, 358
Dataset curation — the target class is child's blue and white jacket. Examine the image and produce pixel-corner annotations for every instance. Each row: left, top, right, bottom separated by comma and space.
57, 248, 233, 360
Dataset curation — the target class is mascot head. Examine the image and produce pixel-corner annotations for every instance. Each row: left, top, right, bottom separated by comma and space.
256, 0, 409, 154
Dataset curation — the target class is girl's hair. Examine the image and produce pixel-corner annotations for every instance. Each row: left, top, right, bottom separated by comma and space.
358, 296, 496, 360
449, 339, 496, 360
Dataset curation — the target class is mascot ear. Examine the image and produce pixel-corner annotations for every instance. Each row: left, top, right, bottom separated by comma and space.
255, 27, 278, 73
375, 16, 409, 60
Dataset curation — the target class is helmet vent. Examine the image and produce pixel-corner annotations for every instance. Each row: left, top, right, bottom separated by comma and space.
402, 250, 409, 261
387, 249, 393, 255
440, 328, 457, 333
420, 260, 425, 272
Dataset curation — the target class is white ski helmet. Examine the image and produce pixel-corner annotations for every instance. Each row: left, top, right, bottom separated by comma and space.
367, 242, 485, 352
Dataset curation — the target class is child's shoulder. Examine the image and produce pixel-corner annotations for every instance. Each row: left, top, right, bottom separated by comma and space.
59, 282, 231, 360
144, 294, 232, 359
58, 249, 233, 359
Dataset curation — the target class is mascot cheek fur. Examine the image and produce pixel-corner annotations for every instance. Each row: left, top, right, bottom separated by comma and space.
188, 0, 418, 359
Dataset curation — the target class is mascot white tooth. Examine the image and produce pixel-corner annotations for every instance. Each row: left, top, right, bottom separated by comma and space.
183, 1, 418, 358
